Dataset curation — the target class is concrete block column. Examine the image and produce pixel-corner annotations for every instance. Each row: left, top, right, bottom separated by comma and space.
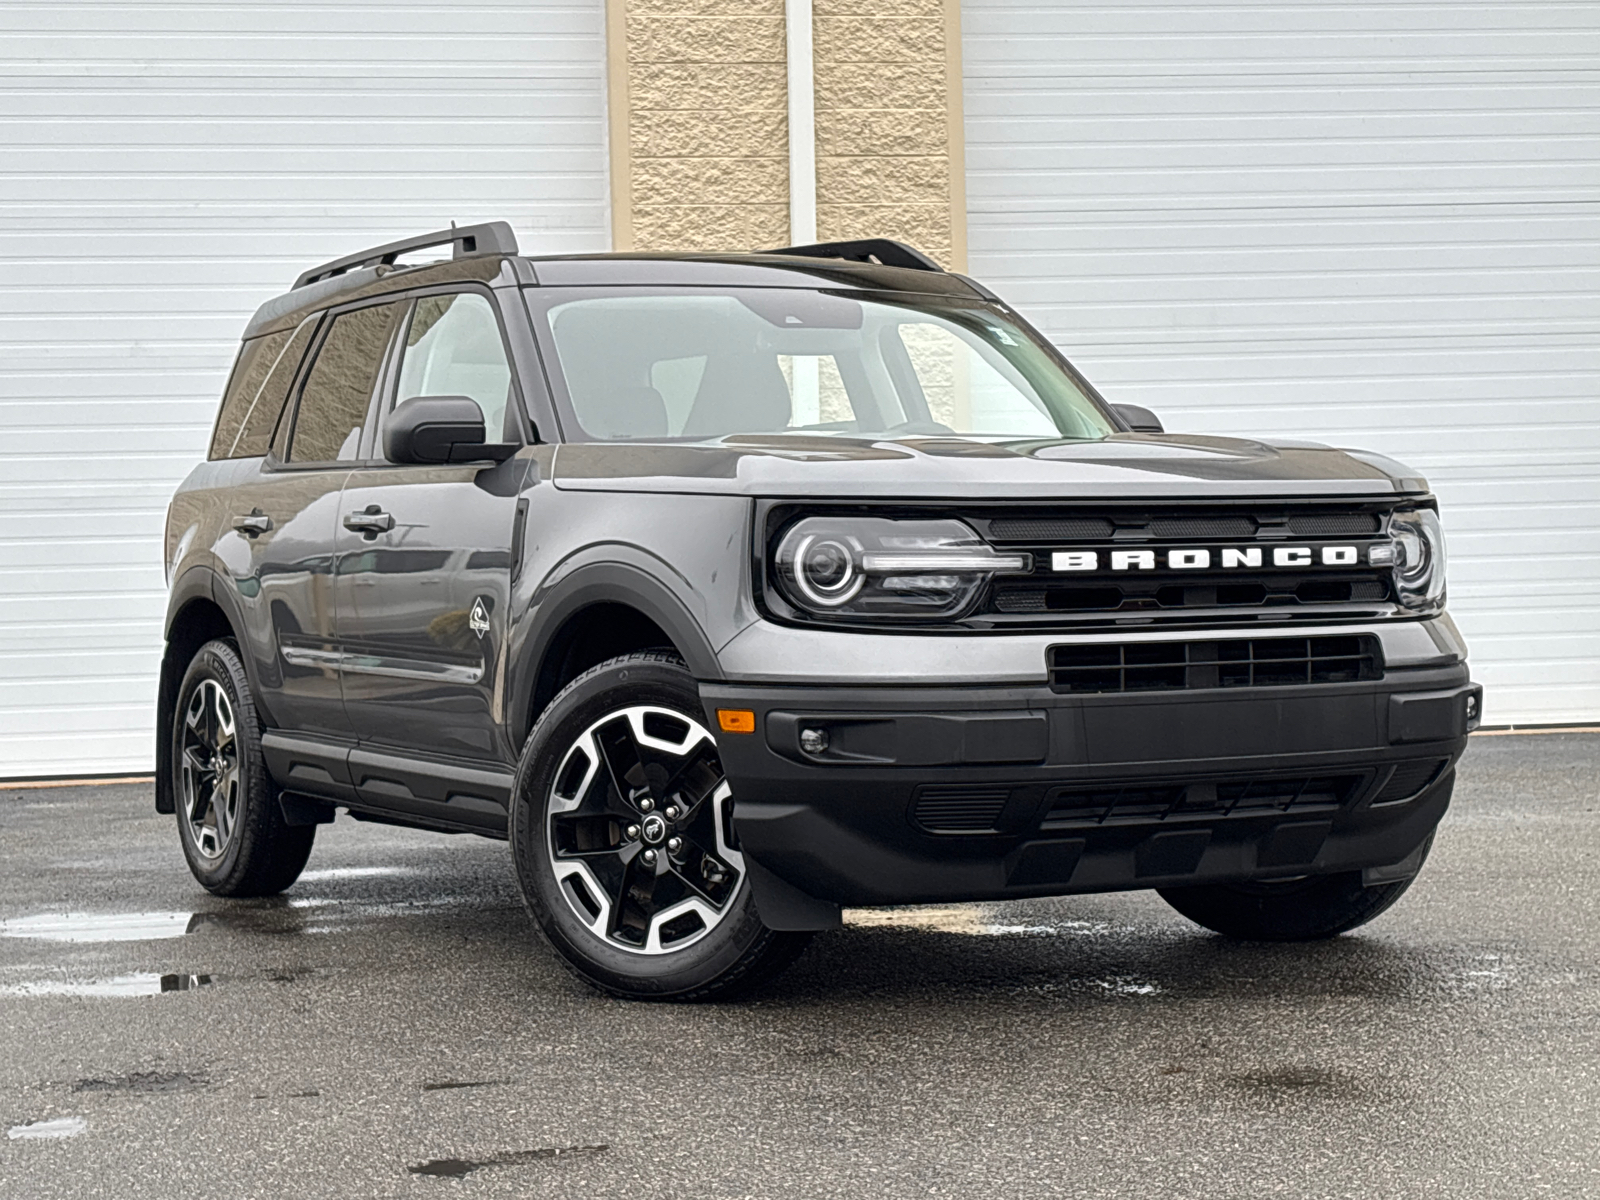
607, 0, 965, 268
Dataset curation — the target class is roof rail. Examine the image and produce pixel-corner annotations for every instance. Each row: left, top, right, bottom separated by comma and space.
292, 221, 518, 290
760, 237, 944, 273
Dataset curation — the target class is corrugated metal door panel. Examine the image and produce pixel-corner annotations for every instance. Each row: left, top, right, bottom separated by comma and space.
964, 0, 1600, 725
0, 1, 608, 778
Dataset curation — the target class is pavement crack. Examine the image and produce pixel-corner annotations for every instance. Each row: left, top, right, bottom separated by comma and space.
72, 1071, 210, 1095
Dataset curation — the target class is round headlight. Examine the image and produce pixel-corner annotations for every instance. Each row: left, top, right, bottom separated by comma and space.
772, 516, 1031, 622
790, 533, 864, 607
1388, 508, 1446, 610
1394, 525, 1430, 581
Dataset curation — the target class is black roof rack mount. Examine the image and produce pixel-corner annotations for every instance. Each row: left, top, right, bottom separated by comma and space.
292, 221, 519, 290
760, 238, 944, 273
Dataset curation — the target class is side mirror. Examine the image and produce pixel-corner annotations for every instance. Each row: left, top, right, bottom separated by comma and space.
1113, 403, 1164, 434
384, 395, 517, 464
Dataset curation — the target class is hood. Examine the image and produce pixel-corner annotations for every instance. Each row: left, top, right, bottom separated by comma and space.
550, 433, 1427, 500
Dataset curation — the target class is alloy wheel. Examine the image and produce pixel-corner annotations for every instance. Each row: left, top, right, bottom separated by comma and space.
546, 706, 744, 955
179, 679, 240, 860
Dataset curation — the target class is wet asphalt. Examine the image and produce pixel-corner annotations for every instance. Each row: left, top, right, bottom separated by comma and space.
0, 734, 1596, 1199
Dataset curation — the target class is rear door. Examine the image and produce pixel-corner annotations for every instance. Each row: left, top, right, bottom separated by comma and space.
219, 302, 404, 758
333, 289, 533, 826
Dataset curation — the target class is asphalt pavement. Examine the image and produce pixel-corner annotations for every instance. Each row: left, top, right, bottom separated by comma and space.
1, 734, 1596, 1199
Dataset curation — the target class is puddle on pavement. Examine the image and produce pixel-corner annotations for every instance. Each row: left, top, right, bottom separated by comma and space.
298, 866, 419, 882
409, 1145, 608, 1179
844, 904, 1101, 937
0, 973, 213, 998
1, 912, 193, 942
4, 893, 482, 952
1088, 975, 1163, 996
7, 1116, 86, 1140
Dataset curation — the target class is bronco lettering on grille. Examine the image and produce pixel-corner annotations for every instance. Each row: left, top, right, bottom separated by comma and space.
1051, 545, 1367, 572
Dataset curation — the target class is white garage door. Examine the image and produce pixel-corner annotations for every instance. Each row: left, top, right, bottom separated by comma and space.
964, 2, 1600, 725
0, 2, 608, 778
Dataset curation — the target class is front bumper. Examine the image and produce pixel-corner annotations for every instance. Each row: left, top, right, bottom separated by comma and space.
702, 663, 1478, 917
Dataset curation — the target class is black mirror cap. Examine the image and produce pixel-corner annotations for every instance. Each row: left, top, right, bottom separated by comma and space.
1113, 403, 1164, 434
384, 395, 517, 464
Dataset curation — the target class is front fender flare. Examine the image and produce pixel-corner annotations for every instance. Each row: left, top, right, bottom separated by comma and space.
508, 561, 725, 743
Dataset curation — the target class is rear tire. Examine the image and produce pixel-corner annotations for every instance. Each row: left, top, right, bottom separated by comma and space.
171, 638, 314, 897
1158, 836, 1432, 941
510, 651, 810, 1000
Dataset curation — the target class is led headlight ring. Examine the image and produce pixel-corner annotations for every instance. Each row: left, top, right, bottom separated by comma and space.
789, 533, 865, 607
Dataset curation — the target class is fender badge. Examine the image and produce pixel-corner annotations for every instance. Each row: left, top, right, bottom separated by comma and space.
468, 598, 491, 639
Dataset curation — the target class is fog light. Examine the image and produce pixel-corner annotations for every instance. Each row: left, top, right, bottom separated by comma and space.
799, 727, 829, 755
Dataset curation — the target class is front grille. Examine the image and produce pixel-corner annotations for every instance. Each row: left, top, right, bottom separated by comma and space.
994, 578, 1390, 614
982, 510, 1383, 544
1048, 636, 1382, 693
969, 503, 1395, 627
1043, 775, 1358, 827
988, 516, 1114, 542
912, 785, 1013, 833
1372, 759, 1446, 805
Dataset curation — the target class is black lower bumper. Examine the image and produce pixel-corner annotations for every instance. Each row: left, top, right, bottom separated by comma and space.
702, 664, 1478, 923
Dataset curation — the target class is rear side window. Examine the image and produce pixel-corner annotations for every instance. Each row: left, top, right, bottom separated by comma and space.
208, 318, 317, 460
288, 302, 403, 463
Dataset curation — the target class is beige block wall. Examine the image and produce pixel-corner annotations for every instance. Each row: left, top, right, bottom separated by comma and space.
814, 0, 963, 268
608, 0, 964, 267
610, 0, 791, 253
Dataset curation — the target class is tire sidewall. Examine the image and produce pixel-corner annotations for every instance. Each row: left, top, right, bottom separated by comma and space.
171, 639, 275, 892
510, 655, 773, 998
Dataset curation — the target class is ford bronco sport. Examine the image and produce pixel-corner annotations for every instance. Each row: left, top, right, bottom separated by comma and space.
159, 222, 1480, 998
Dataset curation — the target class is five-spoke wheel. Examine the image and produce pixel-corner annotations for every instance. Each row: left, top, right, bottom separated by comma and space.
512, 651, 810, 999
180, 678, 241, 859
547, 705, 744, 955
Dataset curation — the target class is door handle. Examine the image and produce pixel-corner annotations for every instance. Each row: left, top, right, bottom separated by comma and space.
232, 511, 272, 537
343, 505, 394, 536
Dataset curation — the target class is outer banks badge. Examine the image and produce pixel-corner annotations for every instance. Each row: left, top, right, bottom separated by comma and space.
469, 597, 491, 639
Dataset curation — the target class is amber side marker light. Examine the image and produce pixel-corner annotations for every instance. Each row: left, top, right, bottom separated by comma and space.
717, 709, 756, 734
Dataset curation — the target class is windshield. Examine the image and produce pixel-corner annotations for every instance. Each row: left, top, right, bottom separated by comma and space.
530, 288, 1115, 442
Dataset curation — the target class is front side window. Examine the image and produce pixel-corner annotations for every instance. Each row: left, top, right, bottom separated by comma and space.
533, 288, 1113, 442
287, 302, 403, 463
393, 292, 514, 442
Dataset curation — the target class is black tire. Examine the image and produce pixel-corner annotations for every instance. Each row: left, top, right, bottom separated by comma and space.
171, 638, 315, 897
510, 651, 810, 1001
1157, 835, 1432, 941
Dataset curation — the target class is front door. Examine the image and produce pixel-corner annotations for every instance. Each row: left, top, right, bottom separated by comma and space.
334, 290, 530, 787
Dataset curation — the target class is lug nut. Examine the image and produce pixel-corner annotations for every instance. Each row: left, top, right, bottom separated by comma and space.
626, 824, 641, 841
666, 837, 682, 853
665, 804, 681, 820
638, 797, 655, 813
641, 848, 657, 865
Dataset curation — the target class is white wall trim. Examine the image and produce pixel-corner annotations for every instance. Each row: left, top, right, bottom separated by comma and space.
785, 0, 816, 245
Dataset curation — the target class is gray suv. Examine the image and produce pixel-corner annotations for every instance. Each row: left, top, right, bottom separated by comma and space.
158, 222, 1480, 999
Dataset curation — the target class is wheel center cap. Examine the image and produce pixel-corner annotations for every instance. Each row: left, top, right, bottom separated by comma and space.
640, 813, 667, 845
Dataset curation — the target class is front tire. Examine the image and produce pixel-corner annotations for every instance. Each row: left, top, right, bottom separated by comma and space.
510, 651, 809, 1000
171, 638, 315, 897
1157, 836, 1432, 941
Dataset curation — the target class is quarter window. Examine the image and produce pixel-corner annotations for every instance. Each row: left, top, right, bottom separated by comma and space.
288, 302, 403, 463
394, 293, 513, 443
209, 317, 318, 460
